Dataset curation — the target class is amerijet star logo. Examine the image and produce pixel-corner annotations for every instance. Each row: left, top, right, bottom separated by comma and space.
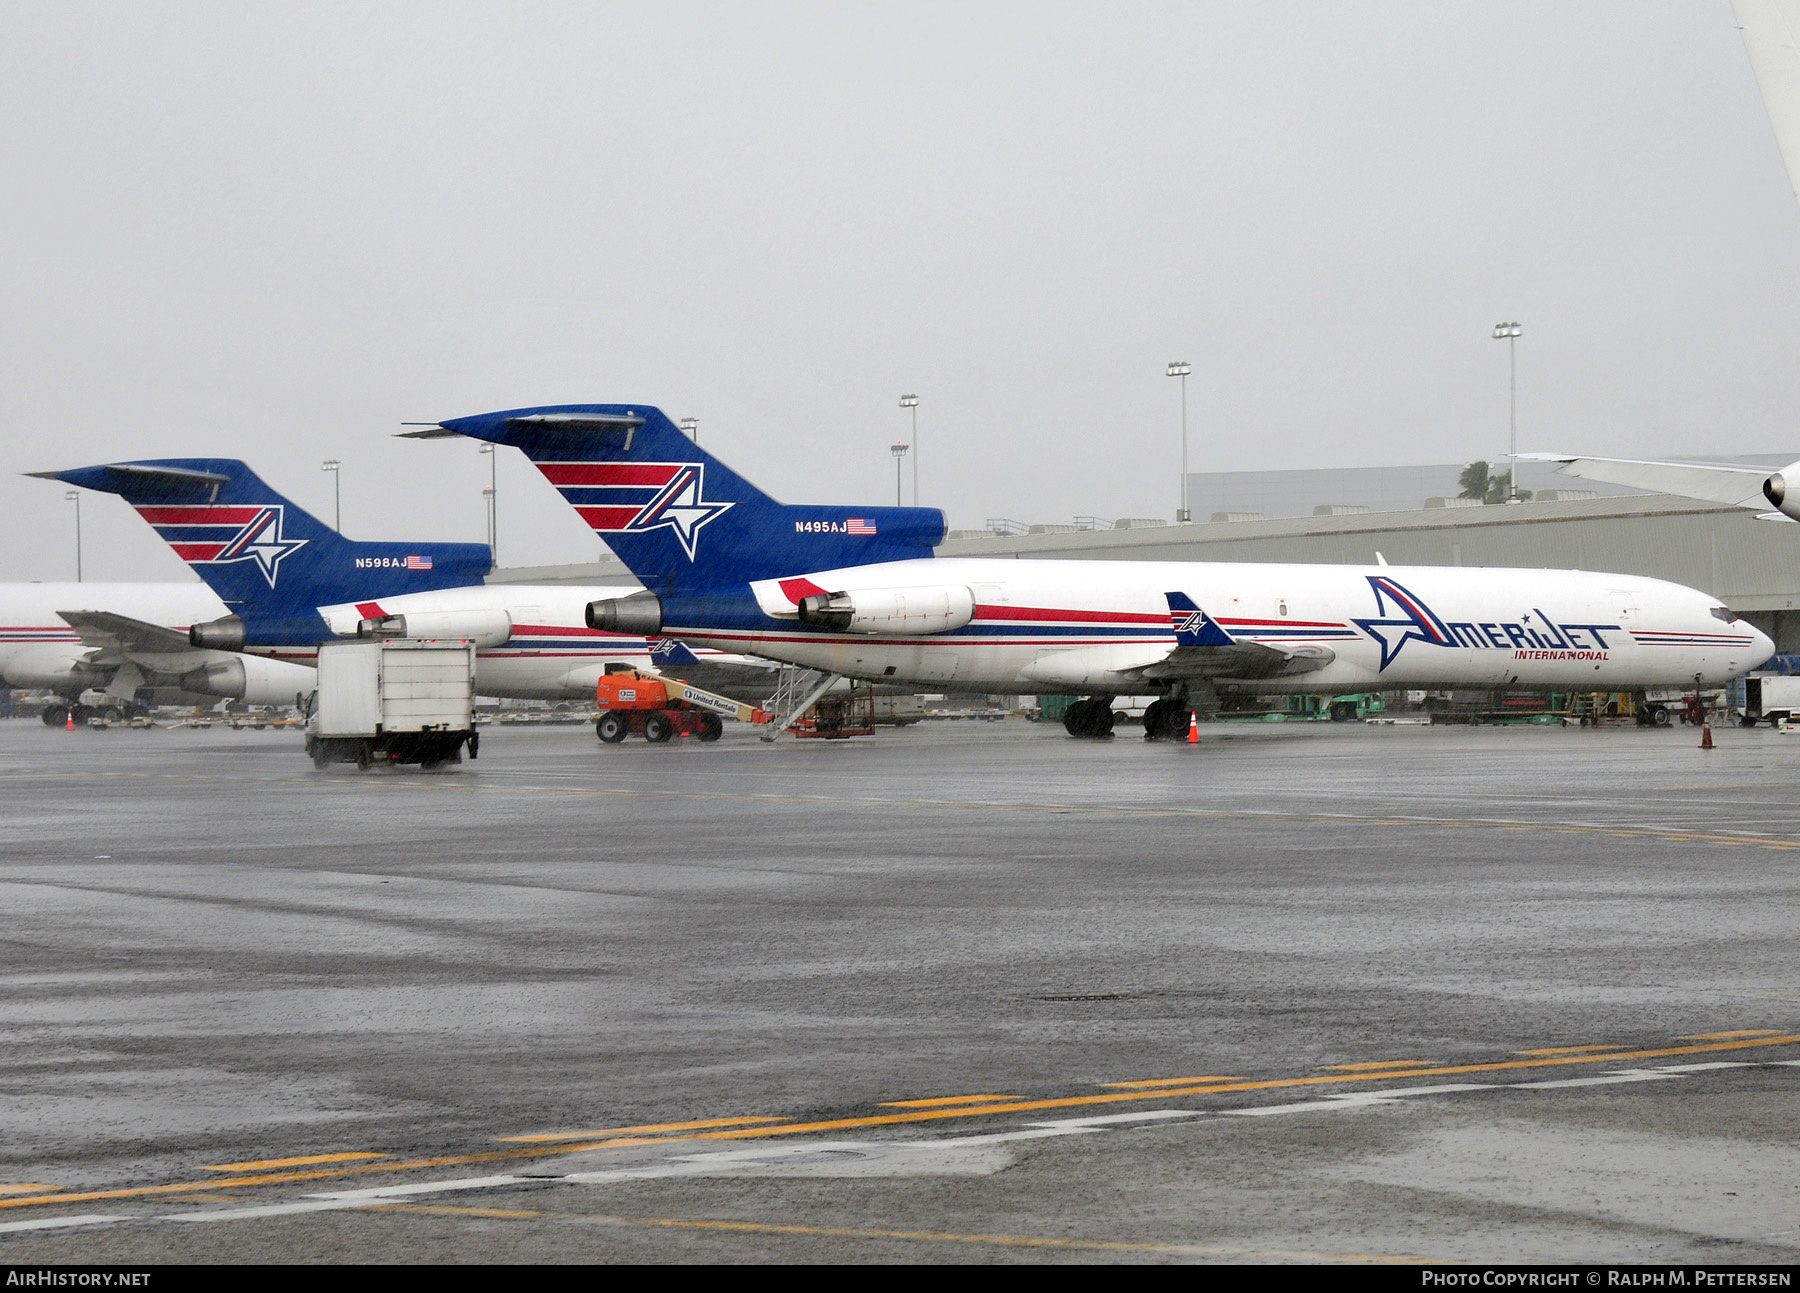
627, 464, 734, 560
212, 506, 309, 588
1351, 575, 1454, 671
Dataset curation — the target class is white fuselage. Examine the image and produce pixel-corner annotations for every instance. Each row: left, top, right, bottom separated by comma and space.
0, 582, 239, 689
0, 581, 726, 704
316, 584, 763, 700
683, 559, 1773, 692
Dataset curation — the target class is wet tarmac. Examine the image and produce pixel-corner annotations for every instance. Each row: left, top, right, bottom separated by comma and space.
1, 715, 1797, 1262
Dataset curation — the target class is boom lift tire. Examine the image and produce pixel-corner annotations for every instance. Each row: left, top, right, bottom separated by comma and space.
643, 711, 675, 743
596, 711, 629, 744
696, 712, 723, 742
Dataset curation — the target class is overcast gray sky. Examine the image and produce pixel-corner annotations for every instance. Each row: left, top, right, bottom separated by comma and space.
3, 1, 1798, 582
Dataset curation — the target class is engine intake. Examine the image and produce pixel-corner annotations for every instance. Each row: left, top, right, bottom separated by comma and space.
796, 585, 975, 635
586, 591, 664, 636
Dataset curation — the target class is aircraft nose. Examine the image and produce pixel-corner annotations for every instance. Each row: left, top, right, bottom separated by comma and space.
1750, 622, 1777, 667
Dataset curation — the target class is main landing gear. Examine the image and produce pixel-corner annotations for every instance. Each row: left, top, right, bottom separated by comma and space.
1139, 697, 1194, 741
1062, 697, 1116, 739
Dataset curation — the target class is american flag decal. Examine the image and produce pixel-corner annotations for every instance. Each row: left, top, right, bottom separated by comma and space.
406, 554, 433, 570
846, 517, 877, 535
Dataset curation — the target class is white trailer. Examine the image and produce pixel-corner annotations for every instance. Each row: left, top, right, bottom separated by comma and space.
305, 639, 478, 770
1741, 674, 1800, 727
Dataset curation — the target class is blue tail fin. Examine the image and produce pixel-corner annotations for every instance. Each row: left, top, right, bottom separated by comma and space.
1165, 591, 1237, 647
45, 459, 491, 642
433, 405, 945, 594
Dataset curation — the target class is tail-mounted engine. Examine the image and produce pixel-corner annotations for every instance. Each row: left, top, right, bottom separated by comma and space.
795, 585, 976, 635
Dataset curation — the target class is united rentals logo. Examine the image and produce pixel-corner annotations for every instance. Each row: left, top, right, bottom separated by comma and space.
1351, 575, 1621, 671
133, 503, 308, 589
537, 461, 733, 561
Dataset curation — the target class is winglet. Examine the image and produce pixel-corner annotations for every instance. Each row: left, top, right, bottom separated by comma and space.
1165, 591, 1236, 647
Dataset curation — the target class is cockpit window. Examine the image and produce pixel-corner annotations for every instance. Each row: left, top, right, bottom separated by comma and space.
1711, 606, 1736, 623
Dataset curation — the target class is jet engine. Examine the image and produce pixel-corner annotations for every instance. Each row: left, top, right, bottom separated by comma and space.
795, 585, 976, 635
189, 615, 247, 651
356, 609, 512, 648
585, 591, 664, 636
180, 654, 318, 704
1764, 460, 1800, 519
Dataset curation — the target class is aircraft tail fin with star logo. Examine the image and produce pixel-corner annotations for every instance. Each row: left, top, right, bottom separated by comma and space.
414, 404, 946, 596
41, 459, 490, 637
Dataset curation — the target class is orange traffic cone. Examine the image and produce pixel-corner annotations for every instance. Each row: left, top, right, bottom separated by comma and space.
65, 708, 73, 732
1187, 711, 1199, 744
1701, 722, 1714, 750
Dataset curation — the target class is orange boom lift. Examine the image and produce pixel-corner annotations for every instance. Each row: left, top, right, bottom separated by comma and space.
594, 669, 773, 744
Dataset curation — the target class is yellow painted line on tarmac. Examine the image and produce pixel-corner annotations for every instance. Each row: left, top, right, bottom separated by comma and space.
1322, 1060, 1435, 1071
363, 1203, 1426, 1263
1679, 1030, 1787, 1040
201, 1152, 387, 1171
497, 1116, 789, 1143
0, 1185, 59, 1196
5, 1030, 1797, 1214
1100, 1077, 1244, 1089
1512, 1045, 1618, 1056
878, 1095, 1023, 1108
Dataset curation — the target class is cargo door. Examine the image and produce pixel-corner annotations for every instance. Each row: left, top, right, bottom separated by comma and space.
379, 642, 475, 733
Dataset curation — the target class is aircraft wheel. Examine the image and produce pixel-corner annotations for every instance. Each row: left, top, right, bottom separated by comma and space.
1142, 699, 1168, 740
695, 712, 723, 742
1161, 704, 1193, 739
42, 705, 68, 727
596, 711, 629, 744
1062, 701, 1089, 737
643, 712, 675, 743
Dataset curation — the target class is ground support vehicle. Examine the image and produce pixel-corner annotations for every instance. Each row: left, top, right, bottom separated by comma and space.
1739, 674, 1800, 727
595, 670, 771, 744
792, 687, 875, 739
305, 639, 478, 770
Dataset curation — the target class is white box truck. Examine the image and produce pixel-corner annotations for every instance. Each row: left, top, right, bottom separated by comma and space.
1741, 674, 1800, 726
305, 639, 478, 770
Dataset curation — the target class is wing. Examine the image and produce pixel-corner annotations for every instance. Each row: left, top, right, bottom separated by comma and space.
54, 610, 233, 677
1142, 640, 1336, 681
1147, 591, 1335, 680
57, 610, 197, 656
1519, 453, 1774, 509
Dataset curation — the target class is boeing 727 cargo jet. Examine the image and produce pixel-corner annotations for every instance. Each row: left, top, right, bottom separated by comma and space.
425, 405, 1772, 738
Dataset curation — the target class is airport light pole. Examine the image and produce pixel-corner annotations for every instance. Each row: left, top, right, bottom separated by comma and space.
478, 443, 497, 563
64, 490, 81, 581
899, 394, 919, 505
679, 416, 699, 443
1491, 322, 1522, 502
1166, 361, 1192, 523
321, 458, 341, 530
891, 441, 909, 507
